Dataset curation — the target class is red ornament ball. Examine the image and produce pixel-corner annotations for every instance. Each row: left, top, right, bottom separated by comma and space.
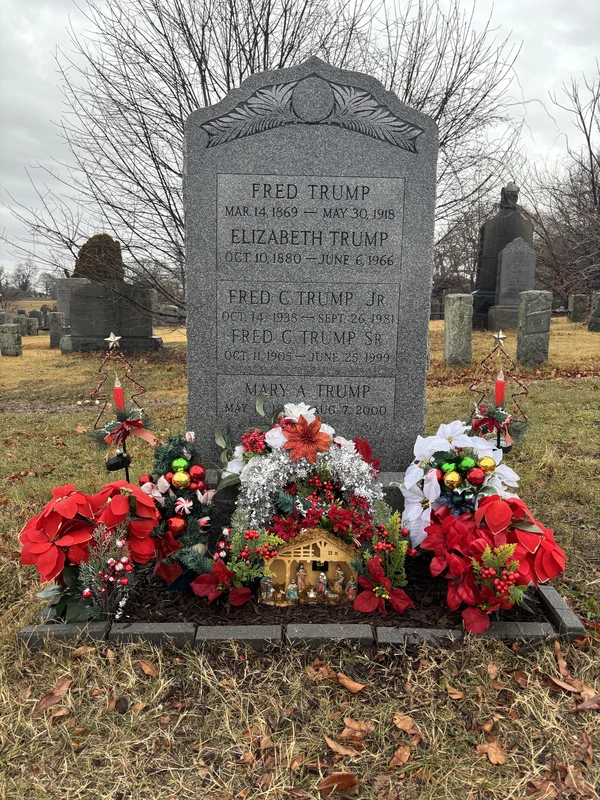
120, 577, 129, 586
139, 474, 153, 486
167, 517, 186, 536
165, 472, 174, 483
196, 480, 206, 493
466, 467, 486, 486
189, 465, 206, 480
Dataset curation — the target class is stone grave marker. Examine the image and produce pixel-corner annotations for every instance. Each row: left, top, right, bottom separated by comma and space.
517, 290, 552, 366
444, 294, 473, 365
567, 294, 587, 323
56, 277, 91, 326
48, 312, 66, 349
184, 57, 438, 470
488, 238, 536, 330
0, 311, 7, 325
13, 316, 28, 337
0, 323, 23, 357
589, 293, 600, 332
26, 318, 38, 336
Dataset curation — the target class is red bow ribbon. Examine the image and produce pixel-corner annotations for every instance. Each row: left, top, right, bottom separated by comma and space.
104, 418, 158, 447
472, 417, 507, 435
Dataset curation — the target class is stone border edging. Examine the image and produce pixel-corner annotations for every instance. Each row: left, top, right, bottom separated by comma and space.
18, 586, 585, 650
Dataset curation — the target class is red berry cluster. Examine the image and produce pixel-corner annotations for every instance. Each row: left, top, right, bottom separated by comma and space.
308, 476, 322, 488
82, 556, 132, 599
241, 428, 267, 453
493, 569, 518, 595
373, 524, 394, 553
244, 529, 260, 540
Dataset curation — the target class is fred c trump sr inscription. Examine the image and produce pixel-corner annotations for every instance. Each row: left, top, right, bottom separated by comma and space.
184, 58, 438, 470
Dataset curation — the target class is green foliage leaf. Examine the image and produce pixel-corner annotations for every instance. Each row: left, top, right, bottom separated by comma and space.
62, 565, 80, 593
513, 520, 543, 533
255, 394, 266, 417
275, 489, 296, 515
35, 585, 64, 600
215, 427, 227, 449
217, 472, 241, 491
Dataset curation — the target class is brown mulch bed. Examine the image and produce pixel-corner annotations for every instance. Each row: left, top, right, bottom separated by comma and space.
119, 554, 547, 628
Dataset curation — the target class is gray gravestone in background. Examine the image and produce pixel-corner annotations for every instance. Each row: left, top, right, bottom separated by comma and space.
48, 312, 66, 349
488, 237, 536, 330
13, 315, 28, 337
56, 277, 90, 326
517, 290, 552, 366
444, 294, 472, 365
0, 312, 7, 325
26, 318, 38, 336
589, 293, 600, 332
567, 294, 587, 323
184, 57, 438, 470
0, 323, 23, 357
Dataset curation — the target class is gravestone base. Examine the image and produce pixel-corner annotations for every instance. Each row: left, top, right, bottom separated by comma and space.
488, 305, 519, 330
59, 334, 163, 353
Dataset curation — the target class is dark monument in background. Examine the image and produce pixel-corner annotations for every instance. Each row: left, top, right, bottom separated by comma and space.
473, 183, 533, 329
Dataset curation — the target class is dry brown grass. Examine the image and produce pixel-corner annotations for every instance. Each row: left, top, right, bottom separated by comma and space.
0, 321, 599, 799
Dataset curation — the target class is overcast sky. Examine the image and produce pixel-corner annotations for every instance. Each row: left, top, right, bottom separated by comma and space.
1, 0, 599, 272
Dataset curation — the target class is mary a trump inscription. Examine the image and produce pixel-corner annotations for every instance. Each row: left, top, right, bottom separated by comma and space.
184, 58, 438, 471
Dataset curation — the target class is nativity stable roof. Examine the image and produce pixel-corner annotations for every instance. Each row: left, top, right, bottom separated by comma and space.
276, 527, 360, 560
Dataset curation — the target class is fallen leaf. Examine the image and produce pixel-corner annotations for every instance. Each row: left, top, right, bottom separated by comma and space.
258, 773, 272, 790
323, 734, 359, 757
50, 707, 71, 725
131, 702, 147, 713
75, 424, 87, 434
259, 735, 274, 752
513, 670, 529, 688
342, 718, 375, 734
575, 731, 593, 766
390, 745, 411, 767
20, 686, 32, 701
393, 712, 416, 732
317, 772, 358, 797
66, 718, 76, 729
291, 753, 304, 771
554, 641, 570, 678
487, 663, 500, 679
138, 659, 159, 677
563, 763, 599, 797
74, 727, 91, 735
71, 741, 83, 751
476, 739, 506, 765
548, 676, 582, 693
106, 649, 117, 663
337, 673, 367, 693
160, 715, 171, 725
482, 719, 495, 733
33, 677, 72, 716
573, 692, 600, 712
328, 711, 342, 720
237, 752, 254, 765
446, 684, 464, 700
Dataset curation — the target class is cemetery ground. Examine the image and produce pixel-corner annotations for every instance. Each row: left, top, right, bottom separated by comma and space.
1, 321, 599, 799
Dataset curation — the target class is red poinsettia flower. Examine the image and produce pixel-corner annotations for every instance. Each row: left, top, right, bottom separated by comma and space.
283, 415, 332, 463
190, 559, 252, 606
20, 514, 94, 582
461, 606, 491, 634
354, 558, 414, 615
92, 480, 160, 563
353, 438, 381, 473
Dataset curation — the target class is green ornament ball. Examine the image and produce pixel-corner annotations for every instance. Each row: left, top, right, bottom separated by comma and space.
172, 457, 189, 472
459, 456, 476, 470
441, 461, 456, 473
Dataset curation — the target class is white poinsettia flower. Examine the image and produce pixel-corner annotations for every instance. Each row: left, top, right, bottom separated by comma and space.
403, 462, 426, 489
283, 402, 317, 423
401, 470, 441, 547
413, 434, 453, 460
334, 435, 356, 454
320, 423, 335, 437
435, 420, 474, 450
494, 463, 520, 487
486, 475, 519, 499
467, 436, 500, 457
223, 446, 245, 476
265, 426, 287, 449
234, 444, 244, 459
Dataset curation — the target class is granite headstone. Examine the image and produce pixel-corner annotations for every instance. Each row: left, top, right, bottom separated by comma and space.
48, 312, 66, 349
0, 311, 7, 325
488, 237, 536, 330
0, 323, 23, 357
444, 294, 473, 365
567, 294, 587, 323
473, 183, 534, 328
185, 57, 438, 470
589, 292, 600, 332
516, 290, 552, 366
56, 277, 91, 326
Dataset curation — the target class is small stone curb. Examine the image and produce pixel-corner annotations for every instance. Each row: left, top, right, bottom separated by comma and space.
18, 586, 584, 649
195, 625, 282, 651
17, 622, 110, 651
109, 623, 196, 648
536, 586, 586, 640
286, 623, 374, 646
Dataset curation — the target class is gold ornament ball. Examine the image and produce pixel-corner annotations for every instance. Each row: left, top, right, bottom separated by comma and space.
478, 456, 496, 475
443, 470, 462, 489
171, 471, 191, 489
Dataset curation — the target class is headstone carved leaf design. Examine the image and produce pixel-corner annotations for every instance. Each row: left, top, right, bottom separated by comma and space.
328, 84, 422, 153
201, 78, 423, 152
202, 83, 299, 147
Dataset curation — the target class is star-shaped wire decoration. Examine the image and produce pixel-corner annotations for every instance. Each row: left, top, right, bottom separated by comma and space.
104, 332, 121, 350
493, 329, 507, 344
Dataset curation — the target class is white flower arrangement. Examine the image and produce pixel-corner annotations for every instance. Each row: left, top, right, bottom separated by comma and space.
399, 420, 520, 547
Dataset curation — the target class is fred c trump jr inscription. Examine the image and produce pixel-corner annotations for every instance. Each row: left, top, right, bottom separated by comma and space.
184, 58, 438, 470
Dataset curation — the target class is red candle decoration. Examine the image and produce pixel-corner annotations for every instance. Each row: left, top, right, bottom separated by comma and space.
495, 370, 505, 407
113, 375, 125, 411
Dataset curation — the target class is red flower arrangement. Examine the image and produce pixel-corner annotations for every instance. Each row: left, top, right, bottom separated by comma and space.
354, 558, 414, 615
421, 496, 566, 633
20, 480, 161, 584
190, 559, 253, 606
